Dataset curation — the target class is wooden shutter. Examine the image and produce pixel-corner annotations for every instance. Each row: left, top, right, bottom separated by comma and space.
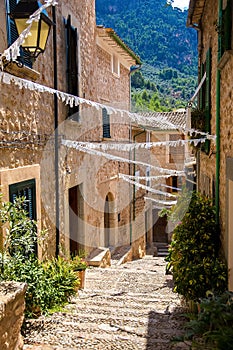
9, 179, 37, 220
65, 15, 79, 118
204, 48, 211, 153
6, 0, 17, 45
102, 108, 111, 138
222, 0, 232, 52
198, 63, 205, 111
6, 0, 32, 67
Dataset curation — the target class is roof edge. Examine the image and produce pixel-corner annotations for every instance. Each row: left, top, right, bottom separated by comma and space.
97, 26, 142, 65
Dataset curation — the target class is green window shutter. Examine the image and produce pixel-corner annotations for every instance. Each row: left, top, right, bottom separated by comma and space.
65, 15, 79, 119
102, 108, 111, 138
204, 48, 211, 153
6, 0, 32, 67
222, 0, 232, 53
199, 63, 205, 110
6, 0, 18, 45
9, 179, 37, 220
9, 179, 37, 256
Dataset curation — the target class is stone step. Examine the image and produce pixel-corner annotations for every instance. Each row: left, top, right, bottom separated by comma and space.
23, 257, 188, 350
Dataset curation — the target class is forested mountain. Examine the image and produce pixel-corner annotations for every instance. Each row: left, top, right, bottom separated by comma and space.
96, 0, 198, 111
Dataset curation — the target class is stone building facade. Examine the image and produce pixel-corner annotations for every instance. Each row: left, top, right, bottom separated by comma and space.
136, 111, 187, 244
0, 0, 143, 260
187, 0, 233, 290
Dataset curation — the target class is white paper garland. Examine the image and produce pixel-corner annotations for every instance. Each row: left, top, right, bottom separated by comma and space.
144, 196, 177, 206
62, 139, 185, 176
144, 197, 176, 207
118, 173, 177, 198
0, 71, 216, 141
121, 174, 179, 180
70, 138, 208, 151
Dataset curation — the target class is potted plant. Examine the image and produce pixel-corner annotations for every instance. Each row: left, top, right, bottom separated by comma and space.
71, 255, 88, 290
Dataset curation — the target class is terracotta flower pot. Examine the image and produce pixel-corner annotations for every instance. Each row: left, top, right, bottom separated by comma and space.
75, 270, 86, 290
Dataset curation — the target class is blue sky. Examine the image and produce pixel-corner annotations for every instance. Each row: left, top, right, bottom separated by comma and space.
172, 0, 190, 10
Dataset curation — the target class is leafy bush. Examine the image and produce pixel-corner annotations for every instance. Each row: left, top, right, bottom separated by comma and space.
165, 192, 228, 302
183, 292, 233, 349
0, 196, 78, 317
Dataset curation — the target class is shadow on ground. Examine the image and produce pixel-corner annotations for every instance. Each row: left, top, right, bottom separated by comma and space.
146, 307, 189, 350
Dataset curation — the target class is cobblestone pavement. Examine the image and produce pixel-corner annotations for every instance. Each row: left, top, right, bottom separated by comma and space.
23, 256, 189, 350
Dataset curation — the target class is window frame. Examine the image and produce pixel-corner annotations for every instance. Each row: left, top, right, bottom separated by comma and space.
102, 107, 111, 138
112, 53, 120, 76
9, 179, 37, 220
199, 48, 212, 154
65, 14, 79, 120
222, 0, 233, 55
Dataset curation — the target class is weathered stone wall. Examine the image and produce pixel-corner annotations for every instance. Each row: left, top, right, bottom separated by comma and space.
196, 0, 233, 262
0, 0, 140, 259
0, 282, 27, 350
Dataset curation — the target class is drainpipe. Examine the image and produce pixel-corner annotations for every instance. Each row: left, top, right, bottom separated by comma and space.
133, 129, 145, 222
129, 64, 142, 245
216, 0, 222, 228
52, 6, 60, 257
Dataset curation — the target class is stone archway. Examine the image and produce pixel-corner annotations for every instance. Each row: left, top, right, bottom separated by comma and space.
104, 192, 115, 247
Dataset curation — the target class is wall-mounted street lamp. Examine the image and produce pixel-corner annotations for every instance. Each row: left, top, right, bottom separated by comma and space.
11, 0, 53, 59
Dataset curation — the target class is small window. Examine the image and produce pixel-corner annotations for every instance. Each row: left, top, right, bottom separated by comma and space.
9, 179, 37, 256
146, 167, 150, 187
199, 48, 211, 154
222, 0, 232, 54
6, 0, 32, 67
65, 15, 79, 120
112, 53, 120, 75
172, 176, 178, 193
102, 108, 111, 138
9, 179, 37, 220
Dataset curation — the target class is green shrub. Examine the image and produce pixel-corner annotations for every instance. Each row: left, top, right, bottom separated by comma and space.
183, 292, 233, 349
166, 192, 227, 302
0, 196, 78, 317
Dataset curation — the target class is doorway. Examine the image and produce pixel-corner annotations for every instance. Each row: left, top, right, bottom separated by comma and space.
152, 209, 168, 243
69, 184, 84, 255
104, 193, 114, 247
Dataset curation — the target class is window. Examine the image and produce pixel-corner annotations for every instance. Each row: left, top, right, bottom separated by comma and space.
65, 15, 79, 120
9, 179, 37, 256
172, 176, 178, 193
222, 0, 232, 54
102, 108, 111, 138
112, 53, 120, 75
199, 48, 211, 153
146, 167, 150, 188
5, 0, 32, 67
9, 179, 37, 220
166, 176, 178, 193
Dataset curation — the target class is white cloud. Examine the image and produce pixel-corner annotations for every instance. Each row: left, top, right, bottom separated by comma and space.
172, 0, 190, 10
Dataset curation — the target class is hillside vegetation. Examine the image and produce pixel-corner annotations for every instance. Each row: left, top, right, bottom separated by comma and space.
96, 0, 198, 111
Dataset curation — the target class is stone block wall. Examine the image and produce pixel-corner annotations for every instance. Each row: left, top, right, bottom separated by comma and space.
195, 0, 233, 264
0, 0, 141, 259
0, 282, 27, 350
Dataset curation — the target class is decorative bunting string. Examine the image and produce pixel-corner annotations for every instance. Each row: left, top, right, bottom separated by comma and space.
62, 139, 185, 176
120, 174, 180, 180
118, 173, 177, 198
0, 71, 216, 141
70, 138, 208, 151
144, 197, 176, 207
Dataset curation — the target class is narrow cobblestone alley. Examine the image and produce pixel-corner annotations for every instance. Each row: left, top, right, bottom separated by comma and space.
23, 256, 189, 350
